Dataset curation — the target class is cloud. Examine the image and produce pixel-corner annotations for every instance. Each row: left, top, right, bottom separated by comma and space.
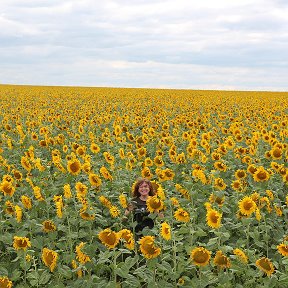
0, 0, 287, 91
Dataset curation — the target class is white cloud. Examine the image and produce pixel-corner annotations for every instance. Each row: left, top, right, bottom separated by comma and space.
0, 0, 287, 90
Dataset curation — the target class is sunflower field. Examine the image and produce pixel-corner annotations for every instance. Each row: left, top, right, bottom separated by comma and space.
0, 84, 288, 288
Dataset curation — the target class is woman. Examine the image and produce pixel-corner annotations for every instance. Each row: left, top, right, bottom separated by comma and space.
124, 178, 155, 238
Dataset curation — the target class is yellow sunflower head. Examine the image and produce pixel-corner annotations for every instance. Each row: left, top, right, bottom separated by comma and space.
255, 257, 274, 276
138, 235, 161, 259
238, 196, 256, 216
98, 228, 120, 249
190, 247, 211, 267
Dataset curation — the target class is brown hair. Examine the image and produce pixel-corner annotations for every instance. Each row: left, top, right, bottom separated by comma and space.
132, 178, 155, 198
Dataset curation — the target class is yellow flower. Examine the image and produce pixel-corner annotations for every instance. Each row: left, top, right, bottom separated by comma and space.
33, 186, 44, 201
234, 169, 247, 179
160, 222, 171, 240
14, 205, 22, 222
42, 248, 58, 272
233, 248, 248, 263
103, 151, 115, 165
190, 247, 211, 267
277, 243, 288, 257
98, 195, 112, 208
21, 195, 32, 209
13, 236, 31, 250
213, 250, 231, 269
42, 220, 57, 232
109, 206, 120, 218
146, 196, 164, 213
206, 209, 222, 229
238, 196, 256, 216
21, 156, 32, 172
0, 180, 16, 197
119, 194, 127, 208
98, 228, 120, 249
139, 236, 161, 259
213, 177, 227, 190
100, 166, 113, 180
71, 260, 83, 278
174, 208, 190, 222
63, 184, 72, 199
0, 276, 13, 288
170, 197, 180, 207
88, 173, 102, 187
141, 166, 153, 179
80, 210, 95, 221
75, 242, 91, 264
118, 229, 135, 250
255, 257, 274, 276
90, 143, 100, 154
253, 166, 270, 182
67, 158, 82, 175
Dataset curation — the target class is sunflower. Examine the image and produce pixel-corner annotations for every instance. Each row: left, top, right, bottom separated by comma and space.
5, 200, 14, 215
238, 196, 256, 216
103, 151, 115, 165
63, 184, 72, 199
12, 169, 23, 181
231, 179, 246, 192
109, 206, 120, 218
255, 257, 274, 276
277, 243, 288, 257
233, 248, 248, 263
235, 169, 247, 179
160, 222, 171, 240
118, 229, 135, 250
21, 156, 32, 172
170, 197, 180, 207
214, 161, 227, 172
144, 157, 153, 167
174, 208, 190, 222
146, 196, 164, 213
175, 183, 190, 199
67, 158, 82, 175
13, 236, 31, 250
88, 173, 102, 187
100, 166, 113, 180
163, 168, 175, 180
98, 196, 112, 208
33, 186, 44, 201
75, 242, 91, 264
270, 147, 282, 160
213, 250, 231, 269
14, 205, 22, 222
80, 210, 95, 221
246, 163, 257, 175
42, 220, 57, 232
0, 276, 13, 288
139, 236, 161, 259
190, 247, 211, 267
253, 166, 270, 182
21, 195, 32, 209
0, 181, 16, 197
71, 259, 83, 278
42, 248, 58, 272
98, 228, 120, 249
141, 167, 153, 179
154, 156, 164, 167
206, 209, 222, 229
213, 177, 227, 190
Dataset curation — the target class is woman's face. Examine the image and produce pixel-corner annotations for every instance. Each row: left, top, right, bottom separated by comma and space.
138, 182, 150, 197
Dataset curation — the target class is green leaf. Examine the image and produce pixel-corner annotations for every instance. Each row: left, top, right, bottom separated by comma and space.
39, 270, 51, 285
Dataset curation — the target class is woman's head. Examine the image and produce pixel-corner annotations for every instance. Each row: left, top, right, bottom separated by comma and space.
132, 178, 155, 198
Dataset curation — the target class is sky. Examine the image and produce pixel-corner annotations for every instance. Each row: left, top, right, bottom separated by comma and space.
1, 0, 287, 91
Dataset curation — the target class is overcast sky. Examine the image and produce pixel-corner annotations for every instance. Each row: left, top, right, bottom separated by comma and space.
1, 0, 287, 91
